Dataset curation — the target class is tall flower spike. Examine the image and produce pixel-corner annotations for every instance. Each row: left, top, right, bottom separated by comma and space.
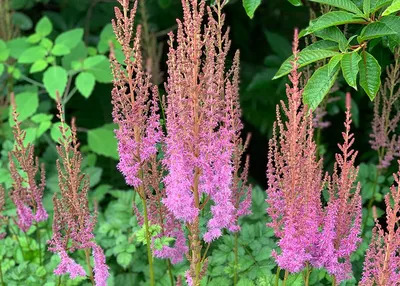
370, 51, 400, 169
110, 0, 187, 266
8, 93, 48, 232
48, 100, 109, 286
361, 160, 400, 286
266, 29, 324, 273
318, 93, 362, 283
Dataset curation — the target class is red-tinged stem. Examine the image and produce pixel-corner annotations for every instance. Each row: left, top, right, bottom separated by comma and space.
141, 197, 155, 286
275, 267, 281, 286
282, 270, 289, 286
233, 232, 239, 286
84, 248, 95, 286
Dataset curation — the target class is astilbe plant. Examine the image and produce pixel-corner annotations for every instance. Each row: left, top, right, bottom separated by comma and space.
163, 0, 251, 284
47, 101, 109, 286
370, 48, 400, 169
8, 94, 48, 233
361, 161, 400, 286
318, 93, 362, 283
110, 0, 187, 284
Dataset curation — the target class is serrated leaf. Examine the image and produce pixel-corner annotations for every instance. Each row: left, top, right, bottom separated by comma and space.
303, 64, 340, 110
313, 27, 348, 51
55, 29, 84, 50
18, 46, 47, 64
43, 66, 68, 99
305, 11, 364, 35
9, 91, 39, 125
88, 124, 118, 159
51, 44, 70, 56
310, 0, 363, 14
328, 54, 343, 74
382, 0, 400, 15
76, 72, 95, 98
35, 16, 52, 37
274, 49, 339, 79
117, 252, 132, 269
359, 51, 381, 100
358, 21, 396, 42
83, 55, 112, 83
29, 59, 48, 73
0, 40, 10, 62
243, 0, 261, 19
341, 51, 362, 89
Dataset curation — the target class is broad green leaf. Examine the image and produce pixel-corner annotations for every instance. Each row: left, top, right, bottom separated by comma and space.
27, 33, 41, 44
83, 55, 113, 83
12, 12, 32, 31
380, 16, 400, 47
9, 91, 39, 125
313, 27, 348, 51
288, 0, 303, 5
116, 252, 132, 269
43, 66, 68, 99
0, 64, 4, 76
55, 28, 84, 50
97, 24, 119, 53
40, 38, 53, 50
359, 51, 381, 100
62, 41, 88, 70
35, 16, 52, 37
7, 37, 31, 59
303, 40, 339, 51
243, 0, 261, 19
29, 59, 48, 73
341, 51, 362, 89
273, 49, 339, 79
50, 122, 71, 143
88, 124, 119, 160
76, 72, 96, 98
18, 46, 47, 64
51, 44, 70, 56
328, 54, 343, 74
364, 0, 371, 15
0, 40, 10, 62
371, 0, 392, 13
310, 0, 363, 14
304, 11, 365, 35
358, 21, 396, 42
303, 64, 340, 110
382, 0, 400, 15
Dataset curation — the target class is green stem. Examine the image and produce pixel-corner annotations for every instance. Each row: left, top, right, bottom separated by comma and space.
362, 170, 380, 237
36, 222, 42, 266
233, 232, 239, 286
142, 198, 155, 286
84, 248, 95, 286
282, 270, 289, 286
332, 275, 336, 286
275, 267, 281, 286
305, 264, 311, 286
19, 73, 45, 88
57, 275, 62, 286
166, 259, 174, 286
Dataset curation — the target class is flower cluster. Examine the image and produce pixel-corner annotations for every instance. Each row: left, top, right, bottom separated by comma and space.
47, 101, 109, 286
361, 161, 400, 286
8, 94, 48, 232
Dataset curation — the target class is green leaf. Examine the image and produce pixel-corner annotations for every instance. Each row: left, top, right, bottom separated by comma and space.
288, 0, 303, 5
116, 252, 132, 269
43, 66, 68, 99
243, 0, 261, 19
7, 38, 31, 59
0, 40, 10, 62
97, 24, 119, 53
27, 33, 41, 44
274, 49, 339, 79
12, 12, 32, 31
358, 21, 396, 42
303, 64, 340, 110
29, 59, 48, 73
83, 55, 113, 83
380, 15, 400, 47
54, 28, 83, 50
371, 0, 392, 13
62, 41, 88, 70
303, 39, 339, 51
18, 46, 47, 64
382, 0, 400, 15
76, 72, 96, 98
310, 0, 363, 14
51, 44, 70, 56
341, 51, 362, 89
9, 91, 39, 125
313, 27, 348, 51
50, 122, 71, 143
264, 30, 292, 60
35, 16, 52, 37
327, 54, 343, 74
304, 11, 364, 35
88, 124, 118, 159
0, 64, 4, 76
364, 0, 371, 15
359, 51, 381, 100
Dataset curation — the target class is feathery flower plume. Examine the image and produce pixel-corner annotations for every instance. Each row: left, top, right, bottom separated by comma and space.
266, 29, 324, 272
8, 93, 48, 232
110, 0, 187, 269
318, 93, 362, 283
370, 51, 400, 169
47, 101, 109, 286
0, 185, 6, 239
361, 160, 400, 286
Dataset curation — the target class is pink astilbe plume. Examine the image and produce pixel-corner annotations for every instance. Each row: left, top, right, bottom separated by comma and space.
370, 52, 400, 169
318, 93, 362, 283
361, 161, 400, 286
48, 101, 109, 285
266, 29, 324, 273
110, 0, 187, 264
8, 94, 48, 232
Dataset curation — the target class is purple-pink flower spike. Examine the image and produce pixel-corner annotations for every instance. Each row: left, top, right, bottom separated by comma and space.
266, 29, 324, 273
8, 93, 48, 232
318, 93, 362, 283
361, 160, 400, 286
